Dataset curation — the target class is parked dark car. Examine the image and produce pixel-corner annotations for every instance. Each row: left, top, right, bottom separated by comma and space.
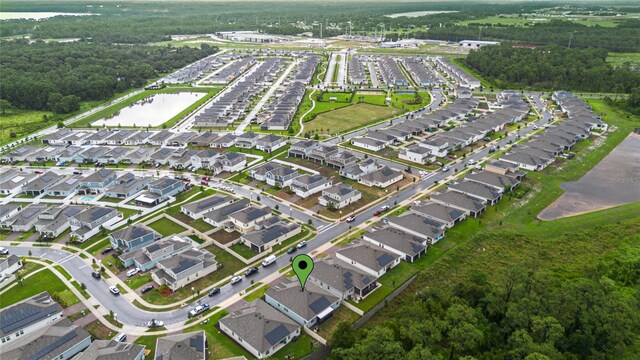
91, 271, 101, 279
101, 247, 113, 255
141, 285, 154, 294
287, 247, 297, 254
208, 287, 221, 297
244, 267, 259, 277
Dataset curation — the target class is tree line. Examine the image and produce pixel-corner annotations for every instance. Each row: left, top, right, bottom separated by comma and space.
329, 251, 640, 359
463, 45, 640, 93
0, 41, 218, 113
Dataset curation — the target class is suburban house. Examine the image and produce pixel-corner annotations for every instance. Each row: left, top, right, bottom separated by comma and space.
210, 152, 246, 175
97, 147, 133, 164
109, 223, 162, 253
22, 171, 64, 196
45, 175, 83, 197
430, 191, 486, 218
319, 183, 362, 210
240, 219, 301, 253
35, 205, 86, 239
190, 131, 218, 147
290, 174, 332, 198
210, 133, 237, 148
339, 159, 379, 181
288, 140, 317, 158
219, 299, 302, 359
151, 248, 219, 291
126, 147, 157, 165
149, 148, 175, 165
180, 195, 234, 219
147, 177, 185, 199
500, 152, 550, 171
308, 257, 379, 301
123, 131, 154, 145
104, 176, 153, 199
465, 171, 520, 192
410, 202, 466, 228
358, 166, 403, 188
227, 205, 272, 234
3, 205, 49, 232
55, 146, 85, 163
388, 213, 446, 244
250, 162, 280, 182
79, 169, 117, 193
265, 166, 299, 188
265, 278, 341, 327
154, 331, 206, 360
449, 180, 503, 205
0, 292, 63, 345
201, 199, 250, 227
69, 206, 122, 241
255, 134, 287, 153
0, 318, 91, 360
167, 131, 197, 147
335, 240, 402, 277
0, 255, 23, 284
119, 236, 191, 272
77, 340, 145, 360
148, 130, 174, 146
326, 151, 357, 170
362, 228, 428, 263
190, 149, 220, 170
419, 138, 450, 157
308, 144, 338, 165
399, 145, 436, 165
0, 173, 38, 195
0, 204, 22, 223
484, 160, 526, 180
350, 137, 386, 152
236, 132, 260, 148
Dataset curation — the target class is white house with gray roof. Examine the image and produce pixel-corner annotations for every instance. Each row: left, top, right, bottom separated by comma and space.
363, 228, 427, 263
109, 223, 162, 253
358, 166, 403, 188
2, 204, 48, 232
0, 291, 63, 345
430, 191, 486, 218
411, 202, 466, 228
308, 257, 379, 300
336, 240, 401, 277
0, 255, 23, 285
69, 206, 122, 241
181, 194, 234, 219
219, 299, 301, 359
240, 219, 301, 253
151, 248, 218, 291
388, 213, 446, 244
449, 180, 503, 205
227, 205, 272, 234
290, 174, 331, 198
77, 340, 145, 360
265, 278, 341, 327
154, 331, 206, 360
319, 183, 361, 210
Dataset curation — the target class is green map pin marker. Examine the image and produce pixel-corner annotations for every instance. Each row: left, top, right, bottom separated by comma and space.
292, 254, 314, 291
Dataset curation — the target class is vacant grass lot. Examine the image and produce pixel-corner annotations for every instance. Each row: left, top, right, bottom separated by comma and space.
0, 110, 53, 146
607, 52, 640, 66
147, 217, 187, 237
0, 269, 79, 308
305, 103, 403, 135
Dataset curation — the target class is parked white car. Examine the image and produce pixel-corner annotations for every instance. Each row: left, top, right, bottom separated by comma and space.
126, 268, 140, 277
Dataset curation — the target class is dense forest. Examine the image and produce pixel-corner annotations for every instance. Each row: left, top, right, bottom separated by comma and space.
463, 45, 640, 93
2, 1, 638, 53
402, 20, 640, 53
0, 41, 218, 113
329, 226, 640, 360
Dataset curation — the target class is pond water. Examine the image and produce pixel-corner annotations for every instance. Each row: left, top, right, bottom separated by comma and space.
385, 11, 458, 18
538, 132, 640, 220
91, 92, 205, 128
0, 12, 96, 20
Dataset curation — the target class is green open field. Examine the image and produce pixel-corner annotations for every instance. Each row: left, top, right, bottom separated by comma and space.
68, 87, 220, 129
607, 52, 640, 66
304, 103, 403, 135
0, 110, 53, 147
0, 269, 80, 308
147, 217, 187, 237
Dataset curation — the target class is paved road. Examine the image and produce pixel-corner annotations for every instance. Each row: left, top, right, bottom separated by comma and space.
324, 53, 337, 87
3, 97, 552, 327
368, 62, 379, 88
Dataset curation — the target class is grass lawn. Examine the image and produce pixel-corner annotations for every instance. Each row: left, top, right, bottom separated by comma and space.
191, 218, 216, 233
606, 52, 640, 66
86, 319, 117, 340
305, 103, 403, 135
0, 110, 53, 146
271, 334, 316, 360
125, 273, 152, 291
0, 269, 79, 308
229, 243, 258, 260
242, 284, 269, 302
348, 261, 418, 313
209, 230, 240, 245
147, 217, 187, 237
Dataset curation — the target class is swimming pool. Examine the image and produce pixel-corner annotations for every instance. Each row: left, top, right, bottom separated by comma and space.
81, 196, 95, 201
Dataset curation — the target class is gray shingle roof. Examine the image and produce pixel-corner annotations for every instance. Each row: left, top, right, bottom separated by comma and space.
0, 292, 62, 337
265, 279, 339, 322
154, 331, 206, 360
336, 240, 401, 272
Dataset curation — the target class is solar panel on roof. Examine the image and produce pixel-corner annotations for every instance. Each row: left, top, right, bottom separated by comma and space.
309, 297, 332, 315
377, 253, 395, 267
190, 334, 205, 352
27, 328, 78, 360
91, 208, 112, 221
172, 258, 198, 274
264, 324, 290, 346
